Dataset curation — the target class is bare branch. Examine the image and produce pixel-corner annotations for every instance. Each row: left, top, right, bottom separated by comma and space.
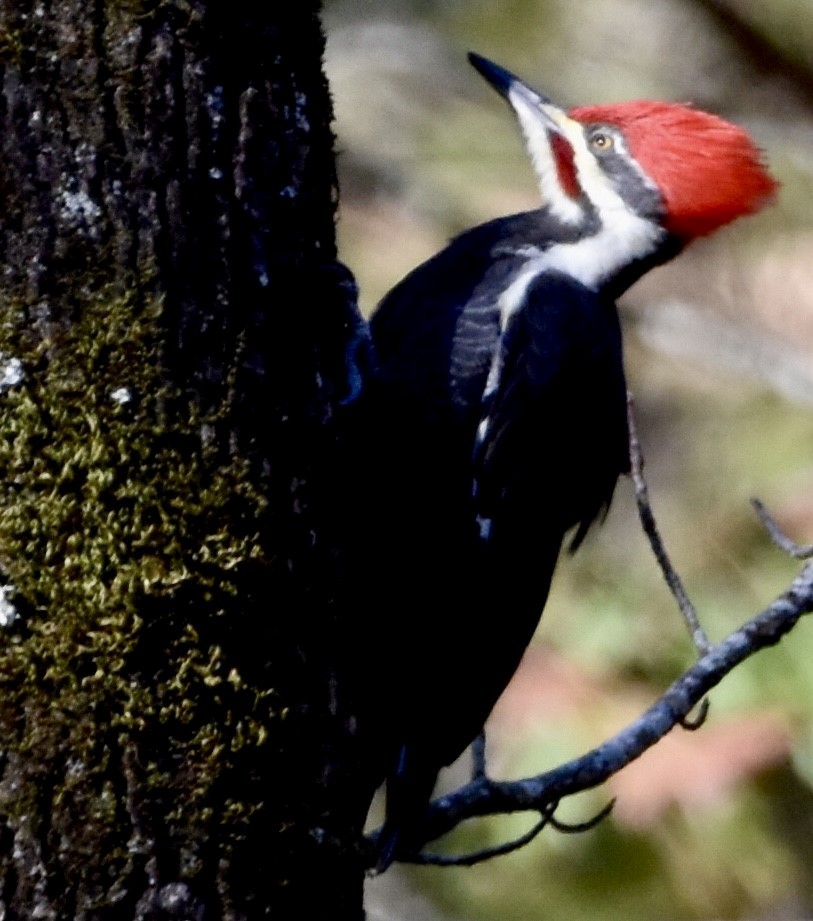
752, 498, 813, 560
626, 394, 711, 655
415, 559, 813, 852
378, 402, 813, 869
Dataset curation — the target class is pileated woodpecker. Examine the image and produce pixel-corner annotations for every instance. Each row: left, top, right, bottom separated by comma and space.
365, 53, 776, 869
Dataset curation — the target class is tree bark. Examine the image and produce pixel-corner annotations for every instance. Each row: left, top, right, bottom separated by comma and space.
0, 1, 368, 918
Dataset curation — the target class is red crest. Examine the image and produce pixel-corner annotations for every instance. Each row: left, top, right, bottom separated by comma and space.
570, 101, 778, 240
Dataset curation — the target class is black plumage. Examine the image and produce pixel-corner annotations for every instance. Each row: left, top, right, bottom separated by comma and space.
365, 213, 629, 868
357, 51, 775, 870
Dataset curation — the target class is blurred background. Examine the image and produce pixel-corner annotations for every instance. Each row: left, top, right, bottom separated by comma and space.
322, 1, 813, 918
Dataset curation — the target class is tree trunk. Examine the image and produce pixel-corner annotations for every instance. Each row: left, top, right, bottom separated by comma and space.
0, 1, 368, 917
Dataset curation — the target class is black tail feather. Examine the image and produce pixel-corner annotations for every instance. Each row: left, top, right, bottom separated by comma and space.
374, 744, 439, 872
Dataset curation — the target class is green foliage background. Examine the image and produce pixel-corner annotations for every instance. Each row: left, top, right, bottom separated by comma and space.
324, 1, 813, 918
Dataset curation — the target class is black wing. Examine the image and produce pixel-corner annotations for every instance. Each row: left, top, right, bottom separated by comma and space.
474, 270, 630, 554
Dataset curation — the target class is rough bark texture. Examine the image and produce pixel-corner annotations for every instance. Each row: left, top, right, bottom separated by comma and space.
0, 1, 368, 918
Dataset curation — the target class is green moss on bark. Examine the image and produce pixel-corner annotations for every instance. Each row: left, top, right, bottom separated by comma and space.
0, 289, 282, 908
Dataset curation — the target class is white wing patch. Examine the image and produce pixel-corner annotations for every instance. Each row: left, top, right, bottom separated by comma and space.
473, 259, 539, 462
472, 212, 663, 513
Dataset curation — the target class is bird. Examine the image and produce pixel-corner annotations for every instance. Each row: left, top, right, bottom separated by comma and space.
363, 52, 777, 870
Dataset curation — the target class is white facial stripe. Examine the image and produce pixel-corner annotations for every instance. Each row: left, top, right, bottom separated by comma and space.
568, 124, 619, 209
504, 90, 666, 283
568, 126, 659, 214
540, 216, 664, 288
507, 86, 583, 226
604, 132, 661, 195
541, 120, 666, 287
492, 211, 663, 332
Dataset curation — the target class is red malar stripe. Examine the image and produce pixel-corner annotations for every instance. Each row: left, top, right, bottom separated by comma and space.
550, 133, 580, 200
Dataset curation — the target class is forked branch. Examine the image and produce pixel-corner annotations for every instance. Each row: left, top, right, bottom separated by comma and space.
391, 399, 813, 866
406, 558, 813, 862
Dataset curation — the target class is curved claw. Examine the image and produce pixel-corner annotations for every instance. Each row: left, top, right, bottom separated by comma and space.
407, 803, 557, 867
548, 798, 615, 833
679, 697, 710, 731
404, 796, 617, 868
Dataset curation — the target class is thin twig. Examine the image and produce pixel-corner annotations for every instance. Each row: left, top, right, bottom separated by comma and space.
752, 498, 813, 560
626, 392, 711, 655
471, 732, 488, 781
408, 804, 557, 867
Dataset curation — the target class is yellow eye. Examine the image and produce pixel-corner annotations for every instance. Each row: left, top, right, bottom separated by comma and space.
590, 131, 614, 153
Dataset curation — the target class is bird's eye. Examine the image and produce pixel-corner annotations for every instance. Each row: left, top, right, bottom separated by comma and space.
589, 131, 614, 153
